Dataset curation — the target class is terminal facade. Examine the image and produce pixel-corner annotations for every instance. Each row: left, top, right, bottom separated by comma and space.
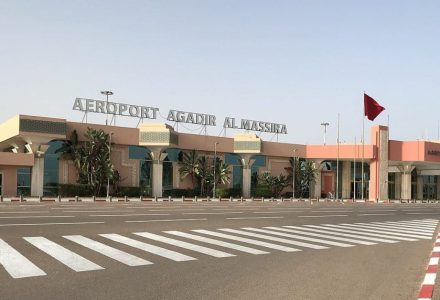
1, 114, 440, 201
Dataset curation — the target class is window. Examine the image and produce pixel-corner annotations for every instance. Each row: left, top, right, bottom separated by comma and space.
17, 167, 32, 196
44, 141, 62, 196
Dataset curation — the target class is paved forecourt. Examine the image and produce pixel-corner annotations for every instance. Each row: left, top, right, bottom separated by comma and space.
0, 202, 439, 299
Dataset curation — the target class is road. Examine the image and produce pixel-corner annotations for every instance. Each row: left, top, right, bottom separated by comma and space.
0, 201, 439, 300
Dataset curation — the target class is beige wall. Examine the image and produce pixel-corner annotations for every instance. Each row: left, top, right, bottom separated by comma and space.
0, 166, 18, 196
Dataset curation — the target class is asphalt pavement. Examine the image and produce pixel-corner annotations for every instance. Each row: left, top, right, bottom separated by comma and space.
0, 201, 439, 300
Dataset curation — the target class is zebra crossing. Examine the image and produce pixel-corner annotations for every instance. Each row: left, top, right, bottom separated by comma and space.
0, 219, 437, 279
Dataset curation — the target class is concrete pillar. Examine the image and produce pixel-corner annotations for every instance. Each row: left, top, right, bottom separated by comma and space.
31, 156, 44, 196
369, 126, 389, 201
417, 174, 423, 200
240, 154, 255, 198
399, 165, 414, 201
342, 161, 351, 199
150, 148, 168, 197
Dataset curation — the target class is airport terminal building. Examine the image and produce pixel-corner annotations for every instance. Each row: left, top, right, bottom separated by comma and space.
1, 113, 440, 201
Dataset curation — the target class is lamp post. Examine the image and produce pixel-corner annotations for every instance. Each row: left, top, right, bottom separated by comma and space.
213, 142, 219, 198
106, 132, 114, 199
320, 122, 329, 145
293, 148, 298, 199
101, 91, 114, 126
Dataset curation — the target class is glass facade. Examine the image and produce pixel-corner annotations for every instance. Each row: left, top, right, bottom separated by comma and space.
388, 173, 396, 200
423, 176, 437, 200
350, 162, 370, 199
43, 141, 62, 196
411, 169, 418, 199
17, 167, 32, 196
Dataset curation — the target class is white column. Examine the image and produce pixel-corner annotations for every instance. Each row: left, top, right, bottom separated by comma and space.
417, 174, 423, 200
150, 148, 168, 198
399, 165, 414, 201
240, 154, 255, 198
31, 156, 45, 196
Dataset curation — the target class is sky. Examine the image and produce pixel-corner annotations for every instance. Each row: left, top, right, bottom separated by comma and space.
1, 0, 439, 145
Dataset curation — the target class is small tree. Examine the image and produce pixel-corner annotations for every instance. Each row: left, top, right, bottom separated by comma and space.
285, 158, 318, 198
178, 150, 200, 191
57, 128, 116, 196
259, 172, 289, 198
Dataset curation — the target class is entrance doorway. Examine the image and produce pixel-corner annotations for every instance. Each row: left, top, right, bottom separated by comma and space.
321, 171, 335, 198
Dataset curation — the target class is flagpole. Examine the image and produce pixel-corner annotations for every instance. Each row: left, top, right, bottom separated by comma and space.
336, 113, 340, 201
354, 136, 356, 203
362, 104, 365, 202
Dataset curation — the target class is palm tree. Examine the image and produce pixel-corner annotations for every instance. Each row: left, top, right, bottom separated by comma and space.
178, 150, 200, 191
285, 158, 318, 198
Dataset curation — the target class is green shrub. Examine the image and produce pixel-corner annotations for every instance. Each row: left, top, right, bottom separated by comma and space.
163, 189, 196, 197
116, 187, 142, 197
216, 187, 242, 198
252, 185, 272, 198
58, 184, 93, 197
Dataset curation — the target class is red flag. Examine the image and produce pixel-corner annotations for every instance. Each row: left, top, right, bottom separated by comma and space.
364, 93, 385, 121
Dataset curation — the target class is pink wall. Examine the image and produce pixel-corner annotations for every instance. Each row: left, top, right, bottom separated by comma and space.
0, 166, 18, 196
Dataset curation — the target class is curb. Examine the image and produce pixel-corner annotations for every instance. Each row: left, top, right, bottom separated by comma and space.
418, 230, 440, 300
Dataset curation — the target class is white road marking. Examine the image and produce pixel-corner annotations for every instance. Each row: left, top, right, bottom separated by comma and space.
0, 238, 46, 278
134, 232, 235, 258
307, 225, 416, 241
192, 230, 299, 252
352, 223, 434, 234
241, 227, 354, 247
99, 234, 196, 262
285, 226, 398, 243
253, 211, 304, 214
329, 224, 431, 240
219, 228, 328, 250
429, 257, 439, 265
357, 213, 395, 216
125, 218, 207, 223
226, 217, 284, 220
165, 231, 268, 255
0, 222, 105, 227
406, 213, 440, 215
63, 235, 152, 266
64, 210, 135, 213
375, 220, 438, 229
423, 273, 437, 285
298, 215, 348, 218
23, 237, 103, 272
89, 213, 169, 217
265, 227, 376, 245
0, 211, 50, 214
0, 215, 75, 219
311, 210, 353, 213
182, 212, 244, 215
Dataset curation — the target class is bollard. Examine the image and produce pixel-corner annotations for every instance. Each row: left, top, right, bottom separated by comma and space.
0, 195, 3, 202
20, 195, 23, 202
93, 196, 96, 202
109, 196, 113, 202
241, 196, 243, 202
39, 196, 42, 202
207, 196, 210, 202
140, 196, 143, 201
75, 195, 79, 202
271, 197, 274, 202
251, 197, 254, 202
58, 195, 61, 202
155, 195, 158, 202
281, 197, 284, 202
182, 195, 185, 202
261, 197, 264, 202
168, 196, 172, 202
125, 196, 128, 202
230, 196, 232, 202
195, 196, 197, 202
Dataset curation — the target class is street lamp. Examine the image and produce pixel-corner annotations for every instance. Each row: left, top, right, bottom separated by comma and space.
106, 132, 114, 199
293, 148, 298, 199
320, 122, 330, 145
213, 142, 219, 198
101, 91, 114, 126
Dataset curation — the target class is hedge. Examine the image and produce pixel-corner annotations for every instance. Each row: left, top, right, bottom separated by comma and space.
58, 184, 93, 197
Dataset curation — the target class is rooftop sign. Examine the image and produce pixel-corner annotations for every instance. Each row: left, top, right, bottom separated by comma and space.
73, 98, 287, 134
